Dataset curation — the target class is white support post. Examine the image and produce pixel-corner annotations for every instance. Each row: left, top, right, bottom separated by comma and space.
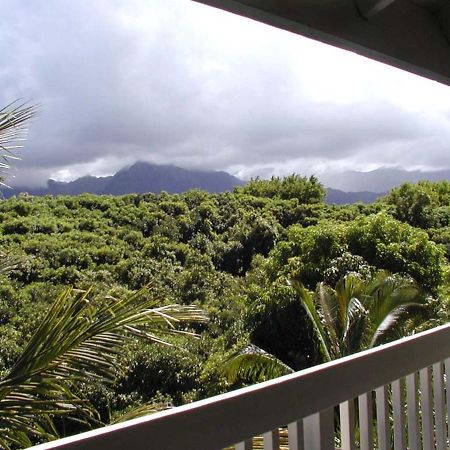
235, 440, 252, 450
406, 372, 420, 450
375, 385, 390, 450
358, 393, 373, 450
420, 366, 434, 450
339, 400, 355, 450
263, 429, 279, 450
288, 421, 304, 450
392, 379, 405, 449
303, 409, 334, 450
445, 358, 450, 444
433, 362, 446, 450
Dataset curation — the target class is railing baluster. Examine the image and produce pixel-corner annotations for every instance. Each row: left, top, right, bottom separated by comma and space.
288, 420, 304, 450
358, 392, 373, 450
406, 372, 420, 450
235, 439, 252, 450
446, 358, 450, 444
433, 362, 446, 450
375, 385, 390, 450
339, 400, 355, 450
392, 379, 405, 449
420, 366, 434, 450
303, 408, 334, 450
263, 429, 279, 450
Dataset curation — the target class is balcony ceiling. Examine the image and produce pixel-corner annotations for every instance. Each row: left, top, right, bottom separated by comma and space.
194, 0, 450, 87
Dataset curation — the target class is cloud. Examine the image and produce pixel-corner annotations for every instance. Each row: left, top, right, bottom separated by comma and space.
0, 0, 449, 187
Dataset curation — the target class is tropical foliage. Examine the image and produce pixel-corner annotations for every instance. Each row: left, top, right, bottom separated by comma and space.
223, 271, 429, 383
381, 180, 450, 228
292, 271, 428, 359
0, 287, 206, 448
234, 174, 325, 203
0, 102, 38, 185
0, 109, 449, 446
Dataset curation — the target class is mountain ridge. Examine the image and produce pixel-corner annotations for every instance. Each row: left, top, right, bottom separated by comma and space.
3, 162, 245, 198
320, 167, 450, 192
5, 163, 450, 204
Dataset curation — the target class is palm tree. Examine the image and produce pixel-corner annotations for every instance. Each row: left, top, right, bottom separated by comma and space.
224, 271, 428, 383
0, 286, 208, 449
291, 271, 428, 360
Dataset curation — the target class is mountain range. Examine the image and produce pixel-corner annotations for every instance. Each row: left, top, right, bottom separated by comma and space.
319, 167, 450, 192
4, 162, 450, 205
324, 188, 383, 205
3, 162, 244, 198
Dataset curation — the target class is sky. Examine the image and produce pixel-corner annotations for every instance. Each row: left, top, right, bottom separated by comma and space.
1, 0, 450, 188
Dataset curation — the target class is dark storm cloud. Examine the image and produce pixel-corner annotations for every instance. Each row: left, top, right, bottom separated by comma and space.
1, 0, 449, 186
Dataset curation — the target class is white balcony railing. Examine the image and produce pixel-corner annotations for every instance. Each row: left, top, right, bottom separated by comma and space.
30, 323, 450, 450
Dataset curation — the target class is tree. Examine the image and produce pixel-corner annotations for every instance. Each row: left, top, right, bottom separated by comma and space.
268, 212, 444, 292
380, 180, 450, 228
292, 271, 428, 360
234, 174, 326, 204
223, 271, 428, 383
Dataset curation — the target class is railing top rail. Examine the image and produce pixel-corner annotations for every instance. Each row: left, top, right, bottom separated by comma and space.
30, 323, 450, 450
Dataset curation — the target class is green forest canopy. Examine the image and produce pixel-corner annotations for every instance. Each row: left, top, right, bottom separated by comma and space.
0, 175, 449, 441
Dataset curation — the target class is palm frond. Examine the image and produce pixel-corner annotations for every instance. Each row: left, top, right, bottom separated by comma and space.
364, 272, 426, 342
369, 306, 405, 347
222, 344, 294, 384
110, 403, 170, 424
291, 272, 429, 361
0, 101, 39, 185
0, 286, 207, 445
343, 296, 367, 350
289, 279, 332, 361
316, 283, 341, 344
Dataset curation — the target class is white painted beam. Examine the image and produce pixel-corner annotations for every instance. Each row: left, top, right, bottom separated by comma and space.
356, 0, 397, 18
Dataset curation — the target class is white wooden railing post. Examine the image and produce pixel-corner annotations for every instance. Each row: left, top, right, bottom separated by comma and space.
375, 385, 390, 450
420, 366, 434, 450
432, 362, 446, 450
358, 393, 373, 450
263, 429, 279, 450
406, 372, 420, 450
235, 440, 252, 450
339, 400, 355, 450
288, 420, 304, 450
303, 409, 334, 450
445, 358, 450, 444
391, 379, 405, 449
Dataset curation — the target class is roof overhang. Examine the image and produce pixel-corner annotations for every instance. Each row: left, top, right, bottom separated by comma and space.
194, 0, 450, 87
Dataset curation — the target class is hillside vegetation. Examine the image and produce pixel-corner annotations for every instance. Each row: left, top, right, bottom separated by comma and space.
0, 175, 449, 441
